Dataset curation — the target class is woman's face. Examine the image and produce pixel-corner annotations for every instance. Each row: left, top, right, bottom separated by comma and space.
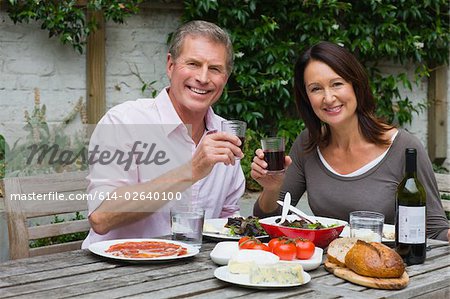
304, 60, 358, 129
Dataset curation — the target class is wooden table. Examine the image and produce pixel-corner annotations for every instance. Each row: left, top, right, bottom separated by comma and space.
0, 239, 448, 299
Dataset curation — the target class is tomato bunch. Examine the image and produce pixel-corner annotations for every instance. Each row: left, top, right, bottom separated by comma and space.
238, 236, 315, 261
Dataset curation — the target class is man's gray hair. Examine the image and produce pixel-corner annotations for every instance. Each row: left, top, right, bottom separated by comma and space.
168, 20, 234, 75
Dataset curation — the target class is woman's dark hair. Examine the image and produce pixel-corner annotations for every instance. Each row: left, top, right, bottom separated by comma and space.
294, 41, 393, 151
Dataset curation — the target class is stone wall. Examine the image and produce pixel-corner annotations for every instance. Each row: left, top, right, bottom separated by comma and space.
0, 7, 181, 138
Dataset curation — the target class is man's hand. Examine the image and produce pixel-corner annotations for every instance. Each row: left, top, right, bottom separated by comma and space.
251, 148, 292, 191
192, 131, 242, 182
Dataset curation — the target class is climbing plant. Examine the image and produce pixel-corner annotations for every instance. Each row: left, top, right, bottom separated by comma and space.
182, 0, 449, 188
5, 0, 142, 54
182, 0, 449, 131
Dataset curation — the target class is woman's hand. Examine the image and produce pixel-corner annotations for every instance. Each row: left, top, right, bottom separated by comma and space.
250, 148, 292, 191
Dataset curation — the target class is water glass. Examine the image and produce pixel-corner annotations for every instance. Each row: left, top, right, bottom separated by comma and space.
170, 206, 205, 249
261, 137, 285, 174
350, 211, 384, 242
221, 120, 247, 159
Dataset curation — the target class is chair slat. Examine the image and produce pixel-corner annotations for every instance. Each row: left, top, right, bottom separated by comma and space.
15, 172, 88, 194
24, 200, 88, 218
436, 173, 450, 213
29, 240, 84, 257
3, 171, 89, 259
441, 200, 450, 213
28, 219, 90, 240
3, 178, 30, 259
435, 173, 450, 194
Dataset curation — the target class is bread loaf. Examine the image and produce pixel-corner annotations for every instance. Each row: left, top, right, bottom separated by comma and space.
326, 237, 358, 267
345, 240, 405, 278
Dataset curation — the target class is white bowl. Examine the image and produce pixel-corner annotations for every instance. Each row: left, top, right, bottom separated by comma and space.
210, 241, 238, 265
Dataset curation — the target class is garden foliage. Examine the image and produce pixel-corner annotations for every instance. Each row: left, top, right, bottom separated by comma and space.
6, 0, 142, 54
182, 0, 449, 187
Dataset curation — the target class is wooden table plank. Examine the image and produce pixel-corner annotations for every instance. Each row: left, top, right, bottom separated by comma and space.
0, 240, 448, 299
187, 286, 261, 299
0, 250, 98, 278
2, 258, 215, 298
0, 261, 119, 288
363, 266, 450, 298
75, 268, 221, 299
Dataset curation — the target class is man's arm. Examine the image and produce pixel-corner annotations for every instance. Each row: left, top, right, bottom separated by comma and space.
89, 131, 243, 235
89, 162, 193, 235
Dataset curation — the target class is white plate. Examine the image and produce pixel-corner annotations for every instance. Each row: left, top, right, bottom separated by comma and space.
88, 238, 199, 262
340, 224, 395, 242
214, 266, 311, 289
209, 241, 323, 271
203, 218, 268, 240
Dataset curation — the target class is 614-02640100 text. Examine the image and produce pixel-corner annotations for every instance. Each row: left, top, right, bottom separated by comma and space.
97, 191, 182, 201
8, 191, 182, 201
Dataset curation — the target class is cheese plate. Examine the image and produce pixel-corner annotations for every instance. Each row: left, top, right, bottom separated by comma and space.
209, 241, 323, 271
214, 266, 311, 289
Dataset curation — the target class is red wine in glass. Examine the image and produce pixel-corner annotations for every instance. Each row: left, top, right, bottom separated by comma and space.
264, 150, 284, 172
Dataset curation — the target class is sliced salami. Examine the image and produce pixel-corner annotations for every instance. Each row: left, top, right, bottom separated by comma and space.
105, 241, 188, 258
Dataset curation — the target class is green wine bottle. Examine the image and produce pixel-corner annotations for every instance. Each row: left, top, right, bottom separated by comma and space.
395, 148, 426, 265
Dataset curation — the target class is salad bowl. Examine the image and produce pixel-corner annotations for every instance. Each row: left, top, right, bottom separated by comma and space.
259, 215, 347, 248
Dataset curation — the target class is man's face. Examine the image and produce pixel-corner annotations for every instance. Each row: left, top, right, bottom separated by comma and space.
166, 35, 229, 118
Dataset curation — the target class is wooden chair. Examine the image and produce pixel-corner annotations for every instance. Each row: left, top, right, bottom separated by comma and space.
435, 173, 450, 213
1, 171, 90, 259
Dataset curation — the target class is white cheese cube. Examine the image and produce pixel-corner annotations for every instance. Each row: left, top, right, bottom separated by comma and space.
228, 250, 279, 274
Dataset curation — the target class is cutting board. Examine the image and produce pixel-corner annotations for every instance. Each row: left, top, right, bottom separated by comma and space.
324, 259, 409, 290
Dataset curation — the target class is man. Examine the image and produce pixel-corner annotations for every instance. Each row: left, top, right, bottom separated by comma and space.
81, 20, 245, 248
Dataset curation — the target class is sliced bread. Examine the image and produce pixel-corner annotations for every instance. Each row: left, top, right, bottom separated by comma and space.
326, 237, 358, 267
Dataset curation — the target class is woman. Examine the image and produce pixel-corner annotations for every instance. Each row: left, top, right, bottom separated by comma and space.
251, 41, 449, 241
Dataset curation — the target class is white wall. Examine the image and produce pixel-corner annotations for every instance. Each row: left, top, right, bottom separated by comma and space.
377, 62, 429, 143
105, 11, 179, 108
0, 8, 181, 137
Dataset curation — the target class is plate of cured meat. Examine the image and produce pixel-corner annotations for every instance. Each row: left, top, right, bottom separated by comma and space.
88, 238, 199, 262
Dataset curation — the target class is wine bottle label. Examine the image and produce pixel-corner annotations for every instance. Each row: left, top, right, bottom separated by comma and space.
398, 205, 426, 243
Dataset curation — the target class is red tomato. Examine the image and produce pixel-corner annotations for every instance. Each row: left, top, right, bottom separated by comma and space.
238, 236, 251, 246
239, 238, 261, 250
295, 238, 315, 260
268, 237, 285, 252
251, 243, 271, 252
272, 240, 297, 260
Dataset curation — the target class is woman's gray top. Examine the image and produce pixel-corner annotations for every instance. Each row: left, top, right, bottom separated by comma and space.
254, 129, 449, 240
